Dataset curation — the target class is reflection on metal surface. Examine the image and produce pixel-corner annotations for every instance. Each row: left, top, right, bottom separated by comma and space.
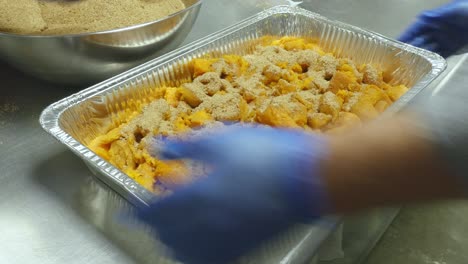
431, 54, 468, 96
83, 13, 187, 48
0, 0, 202, 85
320, 208, 400, 264
75, 177, 176, 264
75, 174, 337, 264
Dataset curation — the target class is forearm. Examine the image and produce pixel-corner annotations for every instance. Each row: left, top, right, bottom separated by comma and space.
321, 115, 466, 214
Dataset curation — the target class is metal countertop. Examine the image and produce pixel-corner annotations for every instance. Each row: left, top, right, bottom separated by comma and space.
0, 0, 457, 263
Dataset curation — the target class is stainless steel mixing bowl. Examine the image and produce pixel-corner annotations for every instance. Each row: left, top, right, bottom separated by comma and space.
0, 0, 202, 85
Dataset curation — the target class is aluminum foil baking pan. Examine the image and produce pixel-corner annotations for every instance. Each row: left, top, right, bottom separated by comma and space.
40, 5, 446, 264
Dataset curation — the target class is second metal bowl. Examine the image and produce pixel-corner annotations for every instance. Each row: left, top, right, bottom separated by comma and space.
0, 0, 202, 85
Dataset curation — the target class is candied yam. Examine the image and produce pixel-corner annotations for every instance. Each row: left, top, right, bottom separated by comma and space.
155, 161, 192, 188
194, 72, 232, 96
253, 96, 270, 112
313, 54, 338, 80
339, 63, 355, 73
256, 104, 299, 128
288, 103, 308, 126
255, 45, 290, 64
294, 91, 320, 111
307, 112, 332, 129
296, 49, 321, 71
126, 163, 156, 191
164, 87, 181, 107
329, 71, 360, 93
258, 35, 279, 46
319, 92, 343, 120
331, 112, 361, 129
270, 94, 308, 126
291, 63, 303, 73
174, 116, 190, 132
276, 79, 298, 95
240, 82, 266, 102
361, 84, 386, 105
187, 110, 213, 127
335, 89, 352, 102
220, 57, 250, 78
170, 101, 192, 119
262, 64, 283, 83
361, 64, 383, 85
120, 99, 171, 137
179, 83, 207, 108
350, 101, 379, 120
109, 139, 136, 170
379, 82, 392, 90
375, 100, 390, 113
301, 77, 313, 90
276, 62, 287, 69
284, 70, 301, 83
387, 85, 409, 101
307, 71, 330, 92
243, 86, 265, 102
90, 144, 112, 160
127, 126, 150, 146
193, 58, 218, 77
88, 127, 121, 158
142, 151, 159, 168
239, 98, 253, 121
223, 55, 244, 65
197, 93, 242, 121
214, 55, 250, 79
125, 169, 152, 191
271, 36, 307, 51
338, 60, 363, 82
157, 121, 175, 136
239, 60, 250, 75
284, 39, 306, 51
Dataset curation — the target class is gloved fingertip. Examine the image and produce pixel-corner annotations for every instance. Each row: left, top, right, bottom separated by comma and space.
408, 35, 431, 49
156, 136, 200, 160
159, 143, 186, 160
398, 18, 441, 44
220, 120, 237, 127
398, 27, 419, 43
398, 26, 417, 43
135, 200, 169, 228
421, 42, 438, 53
398, 34, 412, 43
438, 49, 452, 59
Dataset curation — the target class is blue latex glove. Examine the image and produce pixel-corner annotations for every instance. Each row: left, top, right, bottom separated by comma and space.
399, 0, 468, 58
137, 126, 330, 264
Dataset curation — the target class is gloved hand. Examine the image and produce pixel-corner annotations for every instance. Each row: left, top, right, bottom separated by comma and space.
399, 0, 468, 58
137, 126, 330, 264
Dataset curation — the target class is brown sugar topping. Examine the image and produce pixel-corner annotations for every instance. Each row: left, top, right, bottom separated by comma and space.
87, 36, 409, 193
197, 93, 243, 121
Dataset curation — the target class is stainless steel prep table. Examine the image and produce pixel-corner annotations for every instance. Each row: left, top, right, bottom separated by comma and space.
0, 0, 459, 263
